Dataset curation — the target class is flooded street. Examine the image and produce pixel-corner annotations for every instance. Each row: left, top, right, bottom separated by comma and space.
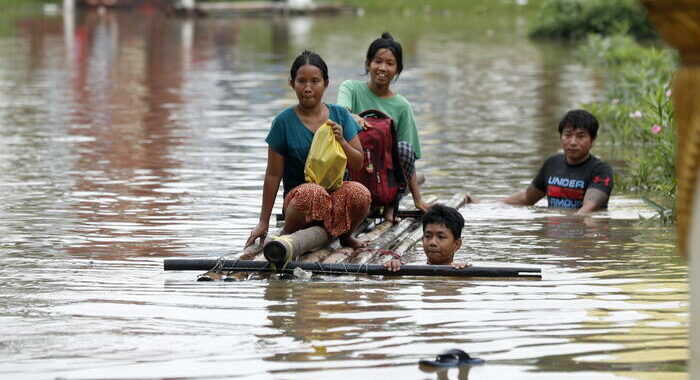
0, 5, 686, 380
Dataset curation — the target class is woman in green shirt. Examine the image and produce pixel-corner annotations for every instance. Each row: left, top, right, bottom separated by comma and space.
337, 33, 429, 221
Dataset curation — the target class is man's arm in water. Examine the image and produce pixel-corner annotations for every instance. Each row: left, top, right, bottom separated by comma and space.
577, 188, 609, 214
502, 185, 545, 206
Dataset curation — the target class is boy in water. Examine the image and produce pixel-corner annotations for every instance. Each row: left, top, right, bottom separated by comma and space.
383, 204, 471, 271
502, 109, 614, 214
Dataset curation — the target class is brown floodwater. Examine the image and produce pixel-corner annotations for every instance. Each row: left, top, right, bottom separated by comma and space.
0, 5, 686, 380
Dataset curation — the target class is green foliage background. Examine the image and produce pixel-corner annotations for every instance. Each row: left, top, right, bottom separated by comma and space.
529, 0, 656, 39
530, 0, 677, 218
580, 35, 677, 208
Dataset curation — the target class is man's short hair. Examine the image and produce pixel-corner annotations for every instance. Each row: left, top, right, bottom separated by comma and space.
558, 109, 599, 139
421, 204, 464, 240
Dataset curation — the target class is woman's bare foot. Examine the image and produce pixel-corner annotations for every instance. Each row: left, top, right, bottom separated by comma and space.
382, 205, 400, 223
339, 234, 369, 249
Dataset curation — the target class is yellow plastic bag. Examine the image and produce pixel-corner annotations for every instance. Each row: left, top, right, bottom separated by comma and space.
304, 122, 347, 191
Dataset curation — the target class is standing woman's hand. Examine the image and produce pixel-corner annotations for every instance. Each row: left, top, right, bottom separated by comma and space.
351, 113, 369, 130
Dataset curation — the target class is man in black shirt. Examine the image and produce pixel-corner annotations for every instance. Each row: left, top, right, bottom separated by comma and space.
502, 110, 614, 214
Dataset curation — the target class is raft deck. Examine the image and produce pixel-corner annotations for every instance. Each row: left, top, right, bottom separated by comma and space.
164, 192, 541, 280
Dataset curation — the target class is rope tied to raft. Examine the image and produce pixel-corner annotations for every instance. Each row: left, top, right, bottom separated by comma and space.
197, 257, 235, 281
312, 261, 359, 276
207, 258, 270, 279
219, 258, 240, 271
210, 256, 226, 272
356, 262, 370, 275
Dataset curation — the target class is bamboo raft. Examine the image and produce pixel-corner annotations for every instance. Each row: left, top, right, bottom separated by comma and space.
163, 192, 542, 280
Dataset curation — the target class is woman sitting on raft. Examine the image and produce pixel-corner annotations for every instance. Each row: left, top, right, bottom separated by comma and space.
337, 32, 429, 220
245, 50, 371, 250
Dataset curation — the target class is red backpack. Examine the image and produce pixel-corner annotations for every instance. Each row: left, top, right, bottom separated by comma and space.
348, 109, 407, 209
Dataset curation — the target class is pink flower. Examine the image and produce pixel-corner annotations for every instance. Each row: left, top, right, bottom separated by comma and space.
611, 98, 620, 105
629, 110, 643, 119
651, 124, 663, 134
666, 89, 672, 97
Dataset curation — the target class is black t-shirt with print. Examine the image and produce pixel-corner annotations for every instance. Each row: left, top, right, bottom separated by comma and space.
532, 153, 614, 209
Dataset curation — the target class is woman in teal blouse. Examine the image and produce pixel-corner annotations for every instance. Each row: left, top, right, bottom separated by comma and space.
246, 51, 371, 250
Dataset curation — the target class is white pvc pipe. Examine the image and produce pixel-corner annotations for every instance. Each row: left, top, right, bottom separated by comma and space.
63, 0, 74, 12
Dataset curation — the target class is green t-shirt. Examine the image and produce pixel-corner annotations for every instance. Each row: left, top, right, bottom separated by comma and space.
336, 79, 422, 159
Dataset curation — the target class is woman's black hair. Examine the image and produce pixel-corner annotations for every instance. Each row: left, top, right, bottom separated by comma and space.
557, 109, 600, 139
421, 204, 464, 241
290, 50, 329, 83
365, 32, 403, 79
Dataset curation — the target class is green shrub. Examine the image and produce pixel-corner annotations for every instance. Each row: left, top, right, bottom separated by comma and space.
530, 0, 656, 40
579, 34, 678, 212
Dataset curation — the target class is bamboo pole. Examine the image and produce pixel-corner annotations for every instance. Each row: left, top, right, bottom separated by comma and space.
376, 223, 424, 266
299, 218, 371, 262
324, 195, 439, 265
263, 226, 329, 264
299, 241, 339, 263
350, 218, 419, 264
301, 175, 428, 262
165, 259, 541, 279
321, 221, 393, 264
633, 1, 699, 375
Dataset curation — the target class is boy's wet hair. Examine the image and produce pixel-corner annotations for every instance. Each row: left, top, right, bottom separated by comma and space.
290, 50, 329, 83
365, 32, 403, 79
557, 109, 599, 139
421, 204, 464, 240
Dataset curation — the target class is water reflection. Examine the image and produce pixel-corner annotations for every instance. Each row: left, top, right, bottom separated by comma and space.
0, 6, 686, 380
542, 216, 616, 267
420, 366, 474, 380
261, 279, 414, 362
63, 11, 189, 258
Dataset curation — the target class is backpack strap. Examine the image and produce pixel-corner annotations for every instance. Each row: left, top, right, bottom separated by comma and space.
359, 109, 391, 120
388, 119, 408, 212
